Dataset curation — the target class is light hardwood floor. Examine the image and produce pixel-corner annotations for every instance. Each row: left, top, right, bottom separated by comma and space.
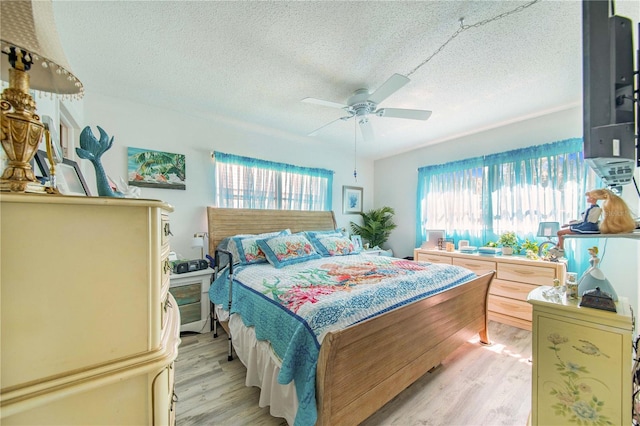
175, 321, 532, 426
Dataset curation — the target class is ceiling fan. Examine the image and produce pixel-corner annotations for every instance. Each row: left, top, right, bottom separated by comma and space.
302, 73, 432, 142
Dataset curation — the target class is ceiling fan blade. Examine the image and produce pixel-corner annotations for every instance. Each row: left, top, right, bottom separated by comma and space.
308, 115, 353, 136
367, 74, 410, 105
358, 118, 374, 142
376, 108, 432, 120
302, 97, 349, 109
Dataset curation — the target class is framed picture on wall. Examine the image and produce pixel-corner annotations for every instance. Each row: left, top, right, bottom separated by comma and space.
342, 186, 363, 214
127, 147, 186, 190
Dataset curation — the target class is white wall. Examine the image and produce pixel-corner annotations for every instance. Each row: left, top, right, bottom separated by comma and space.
78, 92, 373, 259
374, 105, 640, 321
31, 95, 639, 325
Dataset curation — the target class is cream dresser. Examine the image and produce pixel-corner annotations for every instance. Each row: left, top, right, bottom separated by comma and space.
527, 286, 632, 425
0, 193, 180, 425
413, 249, 565, 330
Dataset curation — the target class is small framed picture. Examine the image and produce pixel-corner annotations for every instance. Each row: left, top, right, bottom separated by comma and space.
35, 150, 91, 196
351, 235, 363, 250
342, 186, 363, 214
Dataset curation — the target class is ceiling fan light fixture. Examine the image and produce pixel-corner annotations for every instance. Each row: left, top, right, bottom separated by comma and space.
303, 73, 431, 140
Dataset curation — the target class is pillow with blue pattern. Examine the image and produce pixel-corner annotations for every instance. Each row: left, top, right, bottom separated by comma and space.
257, 233, 321, 268
308, 235, 360, 257
305, 229, 343, 239
229, 229, 290, 265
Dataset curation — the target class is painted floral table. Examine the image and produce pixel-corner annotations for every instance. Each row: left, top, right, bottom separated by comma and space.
527, 286, 633, 426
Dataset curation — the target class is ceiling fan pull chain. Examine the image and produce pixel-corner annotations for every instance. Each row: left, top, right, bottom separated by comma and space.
353, 119, 358, 182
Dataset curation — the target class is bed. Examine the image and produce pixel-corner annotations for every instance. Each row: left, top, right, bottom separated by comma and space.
206, 207, 494, 426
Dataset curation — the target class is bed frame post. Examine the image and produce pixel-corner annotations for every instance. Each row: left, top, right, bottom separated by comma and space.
226, 255, 234, 361
211, 252, 220, 338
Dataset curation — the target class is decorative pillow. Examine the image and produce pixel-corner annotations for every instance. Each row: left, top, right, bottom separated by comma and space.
229, 230, 290, 265
257, 233, 321, 268
305, 229, 343, 239
309, 235, 360, 257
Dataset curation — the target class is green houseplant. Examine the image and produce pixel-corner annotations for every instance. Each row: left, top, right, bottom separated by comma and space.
350, 206, 397, 249
520, 238, 539, 256
497, 231, 520, 255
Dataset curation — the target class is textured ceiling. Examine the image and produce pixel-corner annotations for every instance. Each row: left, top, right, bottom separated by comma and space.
51, 0, 639, 160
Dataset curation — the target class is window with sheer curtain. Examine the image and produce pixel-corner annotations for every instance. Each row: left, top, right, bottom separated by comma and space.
213, 151, 333, 211
416, 138, 600, 270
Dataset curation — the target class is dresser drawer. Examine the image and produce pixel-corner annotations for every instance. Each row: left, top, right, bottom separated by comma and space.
169, 283, 201, 306
490, 279, 538, 301
416, 252, 452, 264
161, 256, 172, 294
161, 294, 170, 334
489, 294, 532, 322
152, 365, 171, 426
453, 258, 496, 276
497, 262, 556, 286
179, 302, 201, 325
169, 362, 176, 426
161, 214, 172, 246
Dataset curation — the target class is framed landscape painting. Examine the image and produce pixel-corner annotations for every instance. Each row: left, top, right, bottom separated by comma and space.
127, 147, 186, 190
342, 186, 363, 214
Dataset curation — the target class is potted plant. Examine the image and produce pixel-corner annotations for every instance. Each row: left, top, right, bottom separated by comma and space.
497, 231, 519, 255
350, 206, 397, 249
520, 238, 539, 257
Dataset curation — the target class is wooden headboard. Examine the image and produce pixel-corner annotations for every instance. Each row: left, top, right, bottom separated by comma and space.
206, 207, 337, 256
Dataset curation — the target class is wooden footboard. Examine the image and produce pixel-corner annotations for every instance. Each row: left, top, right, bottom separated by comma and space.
316, 271, 494, 426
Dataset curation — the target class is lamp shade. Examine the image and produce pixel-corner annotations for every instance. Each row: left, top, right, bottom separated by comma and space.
191, 237, 204, 249
536, 221, 560, 238
1, 0, 83, 96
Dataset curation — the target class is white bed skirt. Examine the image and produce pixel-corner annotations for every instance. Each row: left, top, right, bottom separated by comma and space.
225, 311, 299, 425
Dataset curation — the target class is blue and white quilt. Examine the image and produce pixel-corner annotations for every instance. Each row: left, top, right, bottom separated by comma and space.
209, 254, 476, 425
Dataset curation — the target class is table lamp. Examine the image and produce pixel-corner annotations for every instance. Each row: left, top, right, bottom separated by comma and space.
191, 232, 208, 259
1, 0, 83, 193
536, 221, 560, 256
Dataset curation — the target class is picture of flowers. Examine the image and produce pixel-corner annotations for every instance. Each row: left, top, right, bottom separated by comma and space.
127, 147, 186, 190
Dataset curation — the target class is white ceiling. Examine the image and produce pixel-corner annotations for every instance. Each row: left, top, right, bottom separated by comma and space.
51, 0, 639, 160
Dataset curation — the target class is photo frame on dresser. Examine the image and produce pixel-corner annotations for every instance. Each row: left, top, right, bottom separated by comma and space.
34, 150, 91, 196
350, 235, 363, 251
421, 229, 445, 249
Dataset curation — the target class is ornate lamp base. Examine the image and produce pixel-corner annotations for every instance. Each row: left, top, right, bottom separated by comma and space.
0, 68, 46, 193
0, 179, 46, 193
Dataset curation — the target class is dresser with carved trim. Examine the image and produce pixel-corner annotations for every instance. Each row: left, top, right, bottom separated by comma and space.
0, 194, 179, 425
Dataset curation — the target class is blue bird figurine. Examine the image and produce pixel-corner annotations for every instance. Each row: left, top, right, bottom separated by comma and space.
76, 126, 124, 197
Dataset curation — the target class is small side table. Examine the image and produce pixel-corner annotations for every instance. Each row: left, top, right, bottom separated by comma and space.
527, 286, 633, 425
169, 267, 214, 333
361, 249, 386, 256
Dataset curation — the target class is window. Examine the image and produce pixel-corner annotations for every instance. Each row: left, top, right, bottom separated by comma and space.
417, 138, 600, 249
213, 151, 333, 211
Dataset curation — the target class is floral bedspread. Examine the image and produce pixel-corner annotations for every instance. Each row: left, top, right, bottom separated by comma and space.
209, 254, 476, 426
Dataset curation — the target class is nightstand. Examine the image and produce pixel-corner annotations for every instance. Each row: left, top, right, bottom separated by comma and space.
527, 286, 633, 425
169, 267, 214, 333
361, 249, 386, 256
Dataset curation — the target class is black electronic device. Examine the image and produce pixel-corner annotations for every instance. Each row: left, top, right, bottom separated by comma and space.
582, 0, 638, 187
172, 259, 209, 274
